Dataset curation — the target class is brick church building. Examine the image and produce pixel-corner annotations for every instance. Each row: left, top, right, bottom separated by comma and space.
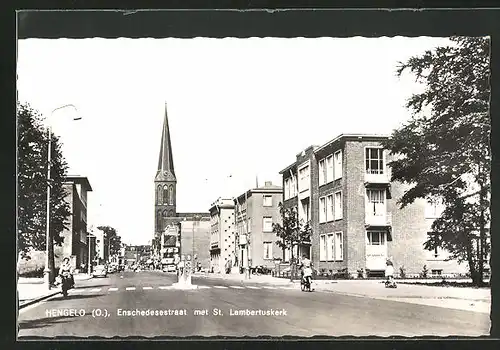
153, 104, 211, 269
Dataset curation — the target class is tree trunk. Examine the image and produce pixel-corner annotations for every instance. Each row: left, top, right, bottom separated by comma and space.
478, 183, 487, 286
466, 236, 481, 286
290, 243, 294, 282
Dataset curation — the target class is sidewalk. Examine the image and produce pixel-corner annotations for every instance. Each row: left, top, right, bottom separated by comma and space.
18, 273, 93, 309
312, 280, 491, 314
197, 273, 491, 314
195, 272, 296, 286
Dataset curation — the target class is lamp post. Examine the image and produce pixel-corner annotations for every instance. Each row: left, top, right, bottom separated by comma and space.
87, 233, 96, 276
44, 104, 81, 290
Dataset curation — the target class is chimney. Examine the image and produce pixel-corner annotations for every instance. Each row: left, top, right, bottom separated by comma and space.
265, 181, 272, 187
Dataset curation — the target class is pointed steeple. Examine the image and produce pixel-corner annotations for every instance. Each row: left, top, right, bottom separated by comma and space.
155, 103, 176, 182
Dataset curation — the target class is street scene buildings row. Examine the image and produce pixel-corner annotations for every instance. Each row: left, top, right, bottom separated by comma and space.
151, 105, 476, 278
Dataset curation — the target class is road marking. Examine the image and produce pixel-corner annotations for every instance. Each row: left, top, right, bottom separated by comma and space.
143, 287, 153, 290
70, 288, 82, 293
108, 287, 118, 291
279, 286, 296, 290
229, 285, 245, 289
126, 287, 136, 291
246, 286, 261, 289
263, 286, 277, 289
90, 288, 101, 292
213, 286, 228, 289
198, 286, 211, 289
159, 286, 172, 289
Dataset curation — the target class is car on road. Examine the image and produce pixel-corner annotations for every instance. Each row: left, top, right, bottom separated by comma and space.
92, 265, 108, 278
107, 265, 117, 273
163, 264, 176, 273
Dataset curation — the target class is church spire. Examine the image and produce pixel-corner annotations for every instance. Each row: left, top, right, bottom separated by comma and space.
155, 103, 176, 182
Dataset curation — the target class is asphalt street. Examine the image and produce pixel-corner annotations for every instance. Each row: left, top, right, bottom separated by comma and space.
18, 270, 490, 338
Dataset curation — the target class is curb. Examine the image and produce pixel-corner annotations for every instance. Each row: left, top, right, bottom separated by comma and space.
19, 289, 61, 310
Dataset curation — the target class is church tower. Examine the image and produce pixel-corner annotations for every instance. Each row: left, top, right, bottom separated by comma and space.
154, 103, 177, 235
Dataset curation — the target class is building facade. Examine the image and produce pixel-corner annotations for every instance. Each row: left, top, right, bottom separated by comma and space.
280, 134, 467, 278
152, 104, 211, 268
234, 181, 283, 270
209, 198, 236, 273
54, 176, 92, 270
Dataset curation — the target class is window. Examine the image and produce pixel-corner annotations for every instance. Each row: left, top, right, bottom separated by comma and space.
334, 191, 343, 220
263, 217, 272, 232
169, 185, 174, 205
247, 217, 252, 232
263, 195, 272, 207
299, 165, 310, 192
319, 197, 326, 223
163, 185, 169, 204
291, 175, 297, 197
334, 150, 342, 180
367, 231, 386, 245
319, 234, 327, 261
284, 247, 290, 262
326, 155, 334, 183
301, 200, 310, 222
284, 178, 290, 200
367, 189, 385, 216
327, 233, 334, 261
326, 194, 333, 221
157, 186, 162, 204
263, 242, 273, 259
425, 199, 445, 219
319, 159, 326, 185
431, 269, 442, 276
334, 232, 343, 261
157, 210, 162, 230
365, 148, 384, 174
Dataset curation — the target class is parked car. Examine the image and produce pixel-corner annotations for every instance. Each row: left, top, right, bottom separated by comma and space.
162, 264, 176, 273
93, 265, 107, 278
107, 265, 116, 273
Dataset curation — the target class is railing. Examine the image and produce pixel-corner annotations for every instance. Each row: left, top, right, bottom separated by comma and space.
364, 170, 390, 184
365, 212, 392, 226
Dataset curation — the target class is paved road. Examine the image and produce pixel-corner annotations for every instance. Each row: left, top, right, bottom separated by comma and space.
18, 270, 490, 337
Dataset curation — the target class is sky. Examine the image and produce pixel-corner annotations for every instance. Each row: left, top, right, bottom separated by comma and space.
17, 37, 451, 245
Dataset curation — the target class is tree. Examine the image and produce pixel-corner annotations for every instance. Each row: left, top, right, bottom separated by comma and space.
110, 235, 122, 256
97, 225, 121, 258
17, 102, 72, 282
382, 37, 490, 287
272, 203, 312, 281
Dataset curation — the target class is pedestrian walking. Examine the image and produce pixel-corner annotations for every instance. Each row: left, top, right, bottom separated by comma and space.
385, 257, 396, 288
225, 256, 232, 274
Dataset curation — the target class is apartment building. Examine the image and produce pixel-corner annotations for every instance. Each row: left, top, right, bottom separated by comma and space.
279, 134, 467, 277
54, 176, 93, 270
209, 198, 236, 273
234, 181, 283, 270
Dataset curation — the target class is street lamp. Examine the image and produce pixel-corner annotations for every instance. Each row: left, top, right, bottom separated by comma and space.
87, 233, 96, 276
44, 104, 81, 290
192, 215, 201, 272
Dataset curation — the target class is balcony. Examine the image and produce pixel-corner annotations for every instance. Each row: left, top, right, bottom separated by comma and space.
365, 212, 392, 227
364, 169, 391, 185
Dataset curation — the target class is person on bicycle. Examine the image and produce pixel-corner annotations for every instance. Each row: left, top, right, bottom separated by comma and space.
59, 257, 75, 288
385, 258, 395, 285
299, 255, 313, 288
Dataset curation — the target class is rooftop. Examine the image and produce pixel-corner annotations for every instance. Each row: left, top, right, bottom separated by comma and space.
65, 175, 93, 191
314, 133, 390, 154
279, 133, 391, 174
234, 181, 282, 202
